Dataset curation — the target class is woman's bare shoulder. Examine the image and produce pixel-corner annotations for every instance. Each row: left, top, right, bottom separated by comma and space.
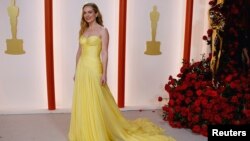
100, 27, 109, 36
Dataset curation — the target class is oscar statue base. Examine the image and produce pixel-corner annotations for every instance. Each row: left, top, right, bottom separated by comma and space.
145, 41, 161, 55
5, 39, 25, 55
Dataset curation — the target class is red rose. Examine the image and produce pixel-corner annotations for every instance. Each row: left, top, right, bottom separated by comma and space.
196, 89, 203, 96
180, 83, 188, 90
192, 125, 201, 133
191, 73, 197, 78
207, 29, 213, 37
168, 75, 173, 80
195, 82, 201, 89
192, 115, 200, 123
185, 97, 191, 104
175, 122, 182, 128
208, 1, 215, 6
168, 99, 174, 106
165, 84, 172, 92
186, 90, 193, 97
177, 73, 182, 78
175, 106, 181, 112
210, 90, 218, 97
202, 112, 210, 120
194, 107, 201, 113
214, 115, 222, 124
162, 105, 169, 112
202, 35, 208, 40
231, 96, 238, 103
169, 121, 181, 128
170, 79, 176, 85
180, 65, 188, 73
194, 100, 201, 107
225, 75, 233, 82
230, 82, 237, 89
243, 109, 250, 118
201, 99, 208, 107
158, 96, 163, 102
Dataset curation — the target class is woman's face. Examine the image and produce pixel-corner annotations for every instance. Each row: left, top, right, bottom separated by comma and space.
83, 6, 97, 24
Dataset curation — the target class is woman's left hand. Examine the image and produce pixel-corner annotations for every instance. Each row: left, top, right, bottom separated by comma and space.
100, 74, 107, 85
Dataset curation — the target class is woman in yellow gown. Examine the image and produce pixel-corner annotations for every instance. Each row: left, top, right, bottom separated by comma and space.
68, 3, 175, 141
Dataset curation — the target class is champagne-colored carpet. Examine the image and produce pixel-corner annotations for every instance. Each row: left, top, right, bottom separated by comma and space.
0, 110, 207, 141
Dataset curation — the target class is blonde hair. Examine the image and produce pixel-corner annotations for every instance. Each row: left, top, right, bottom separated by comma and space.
79, 3, 103, 37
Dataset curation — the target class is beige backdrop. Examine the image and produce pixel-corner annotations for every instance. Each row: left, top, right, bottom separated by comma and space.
0, 0, 210, 113
0, 0, 47, 113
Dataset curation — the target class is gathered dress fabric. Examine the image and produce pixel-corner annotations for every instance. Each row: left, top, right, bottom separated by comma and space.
68, 35, 175, 141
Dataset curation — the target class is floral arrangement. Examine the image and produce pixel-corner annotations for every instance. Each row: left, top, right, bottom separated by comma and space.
159, 55, 250, 136
159, 0, 250, 136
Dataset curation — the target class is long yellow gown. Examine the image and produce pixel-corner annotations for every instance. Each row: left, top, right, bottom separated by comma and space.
68, 35, 175, 141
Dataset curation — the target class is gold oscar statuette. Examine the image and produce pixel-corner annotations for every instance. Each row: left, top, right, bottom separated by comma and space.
209, 0, 225, 86
5, 0, 25, 55
145, 5, 161, 55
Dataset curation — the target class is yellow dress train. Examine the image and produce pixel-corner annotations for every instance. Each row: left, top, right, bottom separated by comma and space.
68, 35, 175, 141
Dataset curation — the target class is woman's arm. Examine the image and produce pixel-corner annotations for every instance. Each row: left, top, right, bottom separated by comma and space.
100, 28, 109, 85
74, 44, 82, 80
